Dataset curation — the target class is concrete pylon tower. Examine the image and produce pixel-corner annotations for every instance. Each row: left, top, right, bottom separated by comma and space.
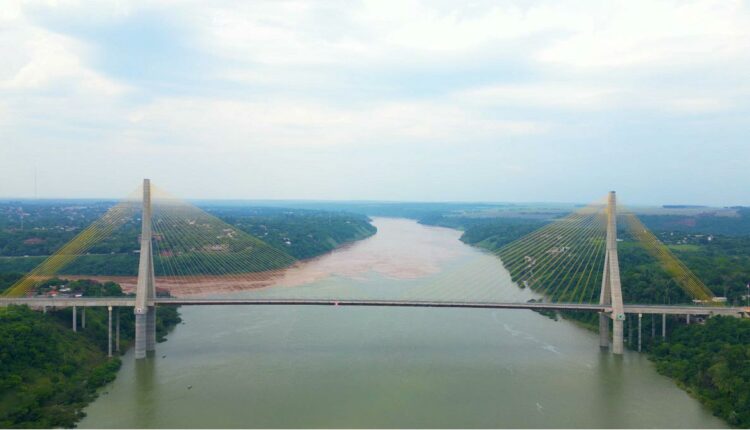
135, 179, 156, 359
599, 191, 625, 354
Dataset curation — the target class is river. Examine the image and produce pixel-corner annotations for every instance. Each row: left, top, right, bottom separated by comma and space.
80, 218, 724, 428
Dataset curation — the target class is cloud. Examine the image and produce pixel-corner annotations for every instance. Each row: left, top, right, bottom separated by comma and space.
0, 3, 128, 96
455, 82, 738, 116
536, 0, 750, 69
456, 83, 619, 110
1, 0, 749, 203
121, 96, 546, 151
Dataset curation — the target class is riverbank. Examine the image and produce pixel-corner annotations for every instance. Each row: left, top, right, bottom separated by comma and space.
0, 283, 181, 428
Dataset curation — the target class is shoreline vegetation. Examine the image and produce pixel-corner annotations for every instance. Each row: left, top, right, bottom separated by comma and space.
418, 210, 750, 428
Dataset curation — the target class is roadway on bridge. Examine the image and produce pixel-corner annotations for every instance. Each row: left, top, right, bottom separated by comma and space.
1, 297, 746, 316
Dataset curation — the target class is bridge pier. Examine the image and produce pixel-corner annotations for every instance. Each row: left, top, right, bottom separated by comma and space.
108, 306, 112, 358
82, 307, 86, 329
72, 306, 77, 332
613, 319, 624, 354
662, 313, 666, 338
599, 313, 609, 348
146, 306, 156, 352
135, 311, 147, 359
686, 314, 691, 325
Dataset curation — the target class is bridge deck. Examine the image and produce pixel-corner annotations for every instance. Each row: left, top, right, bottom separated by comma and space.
1, 297, 746, 316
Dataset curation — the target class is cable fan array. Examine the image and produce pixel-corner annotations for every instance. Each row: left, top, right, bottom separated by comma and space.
495, 201, 609, 303
1, 181, 719, 305
148, 186, 297, 295
1, 184, 298, 298
622, 212, 714, 302
2, 190, 141, 297
395, 199, 609, 304
406, 200, 719, 306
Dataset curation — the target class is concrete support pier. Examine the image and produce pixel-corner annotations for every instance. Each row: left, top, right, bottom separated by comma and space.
613, 319, 624, 354
599, 314, 609, 348
686, 314, 691, 325
107, 306, 112, 358
662, 314, 666, 339
72, 306, 77, 332
146, 306, 156, 351
135, 312, 147, 359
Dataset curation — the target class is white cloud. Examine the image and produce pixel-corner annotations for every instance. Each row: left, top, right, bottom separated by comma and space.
188, 2, 375, 67
454, 82, 738, 115
659, 97, 729, 114
0, 6, 128, 96
457, 83, 620, 110
537, 0, 750, 69
122, 97, 546, 151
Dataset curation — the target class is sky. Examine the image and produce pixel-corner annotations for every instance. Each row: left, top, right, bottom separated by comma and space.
1, 0, 749, 206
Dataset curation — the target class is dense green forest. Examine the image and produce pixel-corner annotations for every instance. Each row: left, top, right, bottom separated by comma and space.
0, 279, 180, 428
651, 317, 750, 428
0, 306, 119, 428
420, 208, 750, 427
638, 207, 750, 236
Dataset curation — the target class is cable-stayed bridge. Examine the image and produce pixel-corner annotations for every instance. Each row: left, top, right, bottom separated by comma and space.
1, 179, 747, 360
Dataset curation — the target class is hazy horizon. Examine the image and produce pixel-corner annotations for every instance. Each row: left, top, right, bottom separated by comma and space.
0, 194, 741, 209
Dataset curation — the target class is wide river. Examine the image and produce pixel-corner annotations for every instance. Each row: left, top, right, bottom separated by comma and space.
81, 218, 724, 428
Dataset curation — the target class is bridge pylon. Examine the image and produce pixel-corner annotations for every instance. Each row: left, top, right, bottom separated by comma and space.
134, 179, 156, 359
599, 191, 625, 354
